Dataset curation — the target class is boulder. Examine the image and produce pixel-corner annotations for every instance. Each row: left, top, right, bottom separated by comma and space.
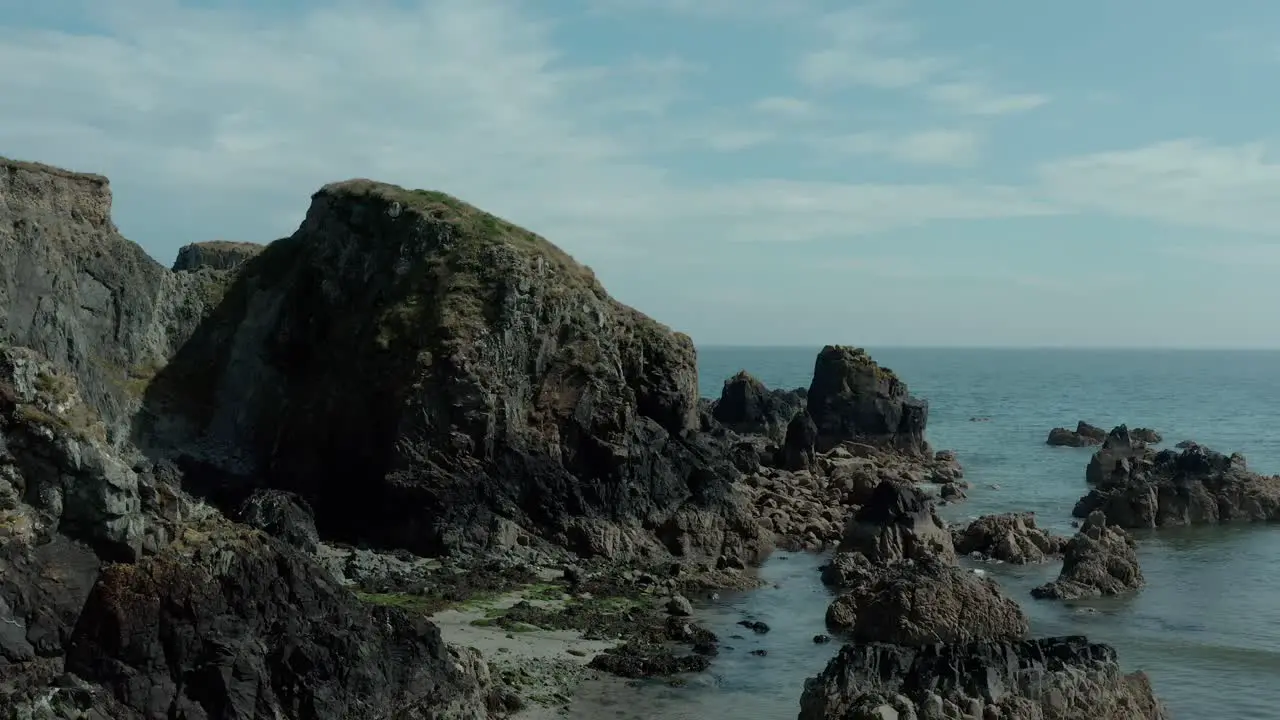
64, 524, 494, 719
1046, 420, 1106, 447
806, 346, 929, 456
237, 488, 320, 554
1085, 425, 1152, 486
1074, 442, 1280, 528
1130, 427, 1162, 444
823, 554, 1028, 646
837, 481, 954, 564
1032, 511, 1144, 600
951, 512, 1065, 564
134, 180, 768, 564
798, 636, 1167, 720
709, 370, 805, 442
779, 410, 818, 471
171, 240, 264, 272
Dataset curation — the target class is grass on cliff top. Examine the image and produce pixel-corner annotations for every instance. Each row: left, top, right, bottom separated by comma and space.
321, 180, 597, 289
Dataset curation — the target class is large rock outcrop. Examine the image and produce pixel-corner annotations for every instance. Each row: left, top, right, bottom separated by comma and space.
1033, 511, 1144, 600
1046, 421, 1106, 447
709, 371, 805, 443
806, 346, 928, 455
798, 636, 1167, 720
64, 523, 493, 720
171, 240, 264, 272
1085, 425, 1150, 486
0, 157, 238, 443
1074, 442, 1280, 528
136, 181, 767, 564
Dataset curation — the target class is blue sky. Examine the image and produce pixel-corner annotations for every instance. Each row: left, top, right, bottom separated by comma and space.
4, 0, 1280, 347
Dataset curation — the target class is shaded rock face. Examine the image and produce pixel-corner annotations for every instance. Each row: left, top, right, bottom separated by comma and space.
779, 411, 818, 471
237, 488, 320, 554
798, 636, 1167, 720
1032, 511, 1144, 600
1046, 421, 1106, 447
172, 240, 264, 272
65, 525, 492, 720
0, 158, 236, 443
1085, 425, 1150, 485
838, 481, 954, 564
952, 512, 1065, 564
823, 554, 1028, 646
709, 371, 805, 443
806, 346, 928, 456
138, 182, 766, 564
1074, 442, 1280, 528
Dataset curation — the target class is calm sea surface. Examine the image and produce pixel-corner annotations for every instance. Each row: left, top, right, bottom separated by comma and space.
563, 348, 1280, 720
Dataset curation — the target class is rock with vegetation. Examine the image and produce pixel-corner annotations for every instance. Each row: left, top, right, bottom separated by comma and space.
806, 346, 929, 455
1047, 420, 1107, 447
65, 521, 496, 719
951, 512, 1066, 564
0, 157, 242, 443
1074, 442, 1280, 528
798, 636, 1167, 720
710, 370, 805, 443
171, 239, 264, 272
135, 179, 768, 567
1033, 511, 1144, 600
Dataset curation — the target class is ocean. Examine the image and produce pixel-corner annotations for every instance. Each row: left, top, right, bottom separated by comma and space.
564, 347, 1280, 719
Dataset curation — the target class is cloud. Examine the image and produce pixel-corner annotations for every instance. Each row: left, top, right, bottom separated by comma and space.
796, 5, 1047, 116
752, 96, 816, 118
822, 129, 984, 166
1038, 139, 1280, 235
0, 0, 1058, 266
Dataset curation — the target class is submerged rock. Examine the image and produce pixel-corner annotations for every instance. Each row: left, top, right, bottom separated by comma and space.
1033, 511, 1144, 600
798, 636, 1167, 720
951, 512, 1065, 564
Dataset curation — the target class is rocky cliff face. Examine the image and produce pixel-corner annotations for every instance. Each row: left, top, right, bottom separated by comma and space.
137, 180, 766, 563
0, 158, 239, 443
171, 240, 264, 272
806, 346, 928, 455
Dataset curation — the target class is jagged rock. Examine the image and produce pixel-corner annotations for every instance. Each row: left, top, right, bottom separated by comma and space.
1032, 511, 1144, 600
237, 488, 320, 553
779, 410, 818, 471
951, 512, 1065, 564
171, 240, 264, 272
710, 371, 805, 443
0, 157, 239, 442
136, 180, 768, 565
806, 346, 929, 456
1174, 439, 1197, 449
837, 481, 954, 564
1046, 421, 1107, 447
822, 553, 1028, 645
1074, 442, 1280, 528
64, 523, 494, 720
1085, 425, 1151, 485
798, 636, 1167, 720
1130, 427, 1162, 444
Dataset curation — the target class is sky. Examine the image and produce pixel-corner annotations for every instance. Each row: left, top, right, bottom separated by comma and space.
3, 0, 1280, 348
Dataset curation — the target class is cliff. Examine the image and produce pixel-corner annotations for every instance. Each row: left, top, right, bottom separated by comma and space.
134, 179, 766, 563
0, 158, 241, 444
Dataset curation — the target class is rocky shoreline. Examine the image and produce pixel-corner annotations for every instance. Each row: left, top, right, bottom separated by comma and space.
0, 155, 1202, 719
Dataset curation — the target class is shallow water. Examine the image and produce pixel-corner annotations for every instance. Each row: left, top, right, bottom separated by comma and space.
565, 348, 1280, 719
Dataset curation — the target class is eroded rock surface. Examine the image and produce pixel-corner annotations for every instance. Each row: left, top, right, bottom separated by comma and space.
806, 346, 929, 455
1033, 511, 1144, 600
1075, 441, 1280, 528
710, 371, 805, 443
837, 480, 954, 564
171, 240, 264, 272
952, 512, 1065, 564
1085, 425, 1150, 486
798, 636, 1167, 720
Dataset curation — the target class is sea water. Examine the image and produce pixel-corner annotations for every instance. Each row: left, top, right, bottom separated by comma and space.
564, 348, 1280, 719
